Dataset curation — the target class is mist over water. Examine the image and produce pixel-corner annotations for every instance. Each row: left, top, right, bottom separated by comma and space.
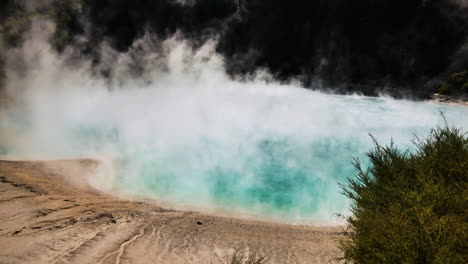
1, 27, 468, 224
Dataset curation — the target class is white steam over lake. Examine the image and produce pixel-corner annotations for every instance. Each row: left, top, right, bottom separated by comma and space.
1, 24, 467, 224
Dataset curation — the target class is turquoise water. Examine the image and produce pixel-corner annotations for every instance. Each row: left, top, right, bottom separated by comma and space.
2, 84, 468, 224
115, 136, 362, 222
2, 37, 467, 224
109, 94, 467, 223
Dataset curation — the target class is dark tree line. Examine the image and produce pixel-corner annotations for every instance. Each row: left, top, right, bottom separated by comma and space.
1, 0, 467, 97
219, 0, 468, 96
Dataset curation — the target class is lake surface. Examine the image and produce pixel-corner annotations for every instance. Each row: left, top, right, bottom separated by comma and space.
2, 83, 467, 224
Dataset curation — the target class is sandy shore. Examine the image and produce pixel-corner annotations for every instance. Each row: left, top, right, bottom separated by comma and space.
0, 159, 344, 264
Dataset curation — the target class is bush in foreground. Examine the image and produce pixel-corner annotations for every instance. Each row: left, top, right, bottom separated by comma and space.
340, 125, 467, 263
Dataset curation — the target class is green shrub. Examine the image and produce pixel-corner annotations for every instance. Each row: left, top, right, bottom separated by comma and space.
438, 70, 468, 96
340, 125, 467, 264
211, 251, 268, 264
226, 251, 267, 264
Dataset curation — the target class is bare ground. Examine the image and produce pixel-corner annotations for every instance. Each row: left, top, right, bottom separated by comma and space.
0, 160, 344, 264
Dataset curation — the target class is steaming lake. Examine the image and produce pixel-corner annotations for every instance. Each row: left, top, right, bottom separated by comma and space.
67, 87, 468, 224
2, 83, 468, 224
110, 93, 467, 224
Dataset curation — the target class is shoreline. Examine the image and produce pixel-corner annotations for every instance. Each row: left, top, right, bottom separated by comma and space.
429, 99, 468, 107
0, 159, 344, 264
426, 93, 468, 106
0, 157, 344, 227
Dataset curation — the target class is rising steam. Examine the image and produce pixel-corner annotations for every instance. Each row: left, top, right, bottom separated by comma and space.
1, 22, 468, 224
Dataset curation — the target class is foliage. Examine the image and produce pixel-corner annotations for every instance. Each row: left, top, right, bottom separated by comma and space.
439, 70, 468, 96
1, 0, 467, 97
339, 125, 468, 263
212, 251, 268, 264
0, 0, 84, 89
227, 252, 267, 264
0, 55, 4, 88
0, 3, 31, 46
0, 0, 83, 48
80, 0, 468, 94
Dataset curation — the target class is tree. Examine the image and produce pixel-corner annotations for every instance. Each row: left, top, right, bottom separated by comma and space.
340, 125, 467, 263
439, 70, 468, 96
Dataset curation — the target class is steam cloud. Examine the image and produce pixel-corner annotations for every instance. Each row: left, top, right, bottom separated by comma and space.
1, 22, 468, 224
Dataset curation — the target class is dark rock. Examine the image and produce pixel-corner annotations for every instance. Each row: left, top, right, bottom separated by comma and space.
197, 220, 203, 225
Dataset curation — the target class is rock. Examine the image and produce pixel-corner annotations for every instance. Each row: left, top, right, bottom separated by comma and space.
197, 220, 203, 225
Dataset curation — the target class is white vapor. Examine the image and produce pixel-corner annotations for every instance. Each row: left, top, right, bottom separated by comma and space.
1, 21, 468, 224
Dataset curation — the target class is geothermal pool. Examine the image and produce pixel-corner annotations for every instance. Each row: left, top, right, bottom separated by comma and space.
2, 83, 468, 224
1, 40, 468, 224
109, 91, 468, 224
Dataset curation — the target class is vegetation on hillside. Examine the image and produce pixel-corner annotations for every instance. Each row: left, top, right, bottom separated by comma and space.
0, 0, 83, 48
0, 0, 83, 90
439, 70, 468, 96
340, 124, 467, 263
1, 0, 468, 98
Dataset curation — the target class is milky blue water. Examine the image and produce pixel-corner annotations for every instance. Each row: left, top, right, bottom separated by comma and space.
108, 93, 467, 224
2, 84, 468, 224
